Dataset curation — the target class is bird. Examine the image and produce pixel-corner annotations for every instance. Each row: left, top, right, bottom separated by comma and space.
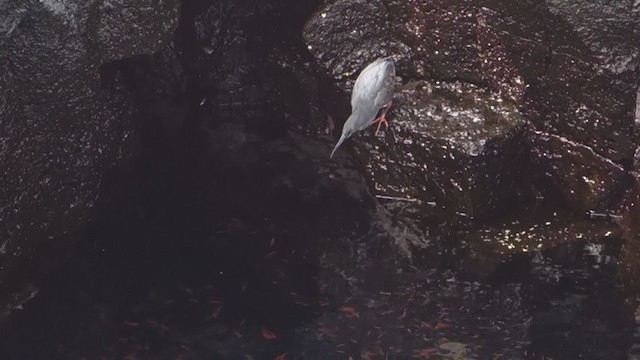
330, 56, 396, 159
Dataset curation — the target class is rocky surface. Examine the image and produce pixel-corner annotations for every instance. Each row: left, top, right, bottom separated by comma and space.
302, 1, 640, 354
0, 0, 180, 315
354, 80, 528, 224
304, 0, 639, 219
1, 0, 640, 358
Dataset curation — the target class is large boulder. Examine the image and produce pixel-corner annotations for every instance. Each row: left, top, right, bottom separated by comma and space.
527, 130, 630, 214
0, 0, 180, 316
354, 80, 527, 223
303, 0, 639, 220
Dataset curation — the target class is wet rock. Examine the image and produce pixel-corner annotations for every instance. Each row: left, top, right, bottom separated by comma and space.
635, 89, 640, 140
395, 0, 637, 161
192, 0, 266, 90
616, 174, 640, 296
488, 1, 637, 162
464, 208, 620, 277
358, 80, 527, 223
544, 0, 640, 77
303, 0, 410, 83
526, 238, 630, 359
190, 0, 318, 93
305, 0, 639, 228
0, 0, 180, 316
527, 130, 630, 214
106, 42, 187, 105
523, 51, 636, 162
388, 1, 474, 74
438, 341, 469, 359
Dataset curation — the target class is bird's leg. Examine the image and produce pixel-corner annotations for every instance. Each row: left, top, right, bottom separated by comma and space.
372, 101, 393, 135
374, 117, 388, 135
372, 101, 392, 124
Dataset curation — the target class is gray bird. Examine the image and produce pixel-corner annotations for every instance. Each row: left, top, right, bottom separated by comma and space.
330, 56, 396, 159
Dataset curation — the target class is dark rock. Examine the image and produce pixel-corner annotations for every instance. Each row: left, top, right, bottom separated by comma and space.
527, 130, 630, 214
105, 43, 187, 105
304, 0, 639, 224
543, 0, 640, 77
485, 1, 638, 162
636, 89, 640, 140
303, 0, 411, 83
356, 80, 528, 223
464, 208, 620, 277
0, 0, 180, 316
617, 174, 640, 294
192, 0, 264, 90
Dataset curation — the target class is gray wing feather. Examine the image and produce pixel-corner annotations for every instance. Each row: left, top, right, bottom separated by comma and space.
351, 58, 395, 110
373, 60, 395, 108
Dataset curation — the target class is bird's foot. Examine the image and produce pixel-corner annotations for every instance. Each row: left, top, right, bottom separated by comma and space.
373, 101, 392, 135
374, 117, 389, 135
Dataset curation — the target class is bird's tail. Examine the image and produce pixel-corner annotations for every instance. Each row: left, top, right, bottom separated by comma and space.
330, 131, 350, 159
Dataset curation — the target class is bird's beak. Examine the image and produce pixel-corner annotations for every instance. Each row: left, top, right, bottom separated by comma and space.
330, 131, 351, 159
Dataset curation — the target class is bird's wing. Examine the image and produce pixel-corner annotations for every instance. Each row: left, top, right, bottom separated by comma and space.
373, 60, 395, 108
351, 58, 395, 109
351, 59, 385, 107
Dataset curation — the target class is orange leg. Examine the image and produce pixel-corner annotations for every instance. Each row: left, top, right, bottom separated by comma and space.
373, 115, 389, 135
372, 101, 392, 135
